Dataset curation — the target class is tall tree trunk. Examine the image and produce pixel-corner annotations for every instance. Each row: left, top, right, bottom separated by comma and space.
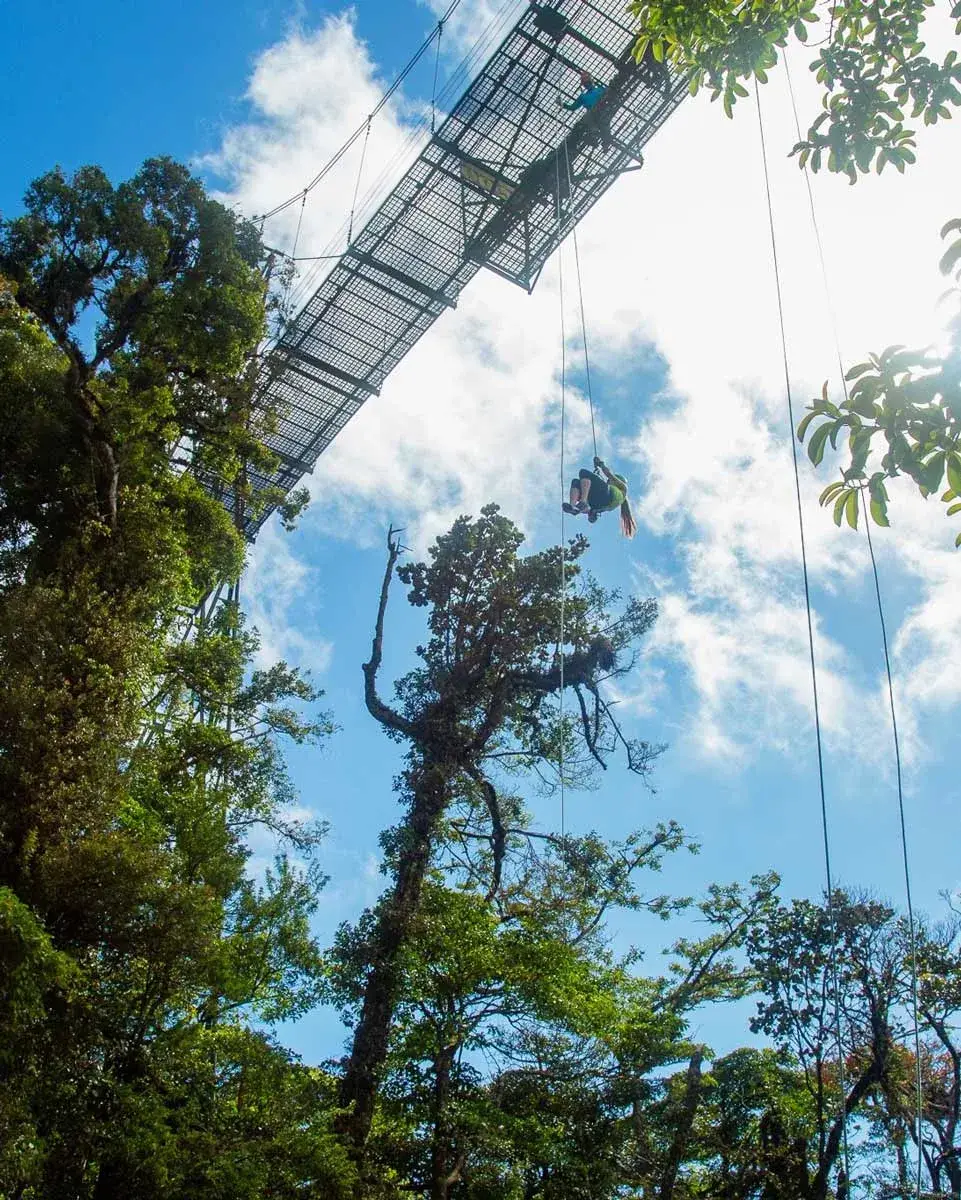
430, 1039, 461, 1200
657, 1050, 703, 1200
337, 763, 449, 1158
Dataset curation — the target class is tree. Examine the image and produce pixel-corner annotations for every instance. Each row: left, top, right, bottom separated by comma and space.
331, 829, 691, 1199
0, 160, 334, 1196
628, 0, 961, 181
746, 890, 916, 1199
335, 509, 665, 1171
798, 218, 961, 544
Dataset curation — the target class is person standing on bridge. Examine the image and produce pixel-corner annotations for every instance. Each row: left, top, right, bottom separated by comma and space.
558, 69, 608, 112
563, 456, 637, 538
557, 69, 614, 151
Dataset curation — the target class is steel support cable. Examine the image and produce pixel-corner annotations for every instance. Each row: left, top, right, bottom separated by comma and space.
784, 55, 925, 1198
562, 141, 598, 460
348, 115, 373, 246
281, 191, 308, 323
754, 78, 852, 1188
279, 0, 518, 316
431, 16, 445, 133
256, 0, 465, 223
556, 151, 568, 839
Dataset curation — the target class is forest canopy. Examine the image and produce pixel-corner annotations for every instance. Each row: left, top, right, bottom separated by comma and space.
1, 34, 959, 1187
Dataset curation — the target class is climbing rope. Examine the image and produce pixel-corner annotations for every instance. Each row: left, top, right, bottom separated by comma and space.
563, 142, 598, 460
556, 151, 568, 838
785, 55, 924, 1197
754, 78, 852, 1188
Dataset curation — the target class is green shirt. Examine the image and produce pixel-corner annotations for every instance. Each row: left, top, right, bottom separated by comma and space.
595, 474, 627, 512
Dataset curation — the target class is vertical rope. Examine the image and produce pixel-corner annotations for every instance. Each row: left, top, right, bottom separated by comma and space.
282, 191, 308, 322
754, 79, 851, 1187
784, 56, 924, 1195
431, 19, 445, 134
862, 498, 925, 1193
563, 143, 598, 460
348, 116, 373, 247
556, 151, 567, 838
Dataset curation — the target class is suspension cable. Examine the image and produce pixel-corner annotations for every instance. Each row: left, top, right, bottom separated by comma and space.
754, 78, 852, 1187
348, 115, 373, 246
282, 191, 308, 322
255, 0, 464, 224
563, 142, 598, 460
276, 0, 518, 318
556, 151, 567, 839
431, 17, 445, 133
785, 55, 924, 1197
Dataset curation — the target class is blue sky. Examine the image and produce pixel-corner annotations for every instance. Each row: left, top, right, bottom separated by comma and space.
3, 0, 960, 1066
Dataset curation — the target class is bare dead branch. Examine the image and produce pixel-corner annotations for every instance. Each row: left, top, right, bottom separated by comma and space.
574, 682, 607, 771
363, 525, 417, 738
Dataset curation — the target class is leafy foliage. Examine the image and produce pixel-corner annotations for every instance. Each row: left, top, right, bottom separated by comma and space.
628, 0, 961, 180
0, 161, 337, 1197
797, 218, 961, 544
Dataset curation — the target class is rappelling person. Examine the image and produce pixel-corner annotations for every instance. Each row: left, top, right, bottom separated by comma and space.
563, 456, 637, 538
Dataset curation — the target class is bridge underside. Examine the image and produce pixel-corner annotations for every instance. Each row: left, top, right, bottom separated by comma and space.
211, 0, 689, 538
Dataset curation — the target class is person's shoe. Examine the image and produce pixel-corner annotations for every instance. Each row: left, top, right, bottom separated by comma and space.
562, 502, 578, 515
575, 500, 590, 513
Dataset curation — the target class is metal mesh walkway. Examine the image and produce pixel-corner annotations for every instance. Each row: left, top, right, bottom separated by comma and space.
229, 0, 688, 537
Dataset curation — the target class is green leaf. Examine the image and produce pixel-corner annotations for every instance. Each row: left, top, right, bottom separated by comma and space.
956, 530, 961, 549
939, 239, 961, 276
845, 489, 860, 530
948, 452, 961, 495
807, 423, 832, 467
870, 497, 890, 527
819, 481, 846, 505
833, 492, 848, 527
947, 503, 961, 516
797, 410, 820, 441
923, 452, 946, 493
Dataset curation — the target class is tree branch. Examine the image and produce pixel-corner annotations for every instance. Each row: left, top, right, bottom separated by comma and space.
363, 525, 416, 738
466, 766, 506, 903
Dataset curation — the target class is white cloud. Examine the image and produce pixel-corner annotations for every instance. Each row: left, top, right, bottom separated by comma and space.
206, 6, 961, 768
244, 520, 333, 673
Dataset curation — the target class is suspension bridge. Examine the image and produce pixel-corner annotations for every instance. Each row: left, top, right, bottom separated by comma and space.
208, 0, 688, 537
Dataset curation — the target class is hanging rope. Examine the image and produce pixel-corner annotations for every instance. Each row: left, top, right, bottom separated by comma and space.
563, 142, 598, 460
556, 151, 568, 839
785, 56, 924, 1197
348, 115, 373, 246
431, 18, 445, 133
754, 78, 852, 1188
